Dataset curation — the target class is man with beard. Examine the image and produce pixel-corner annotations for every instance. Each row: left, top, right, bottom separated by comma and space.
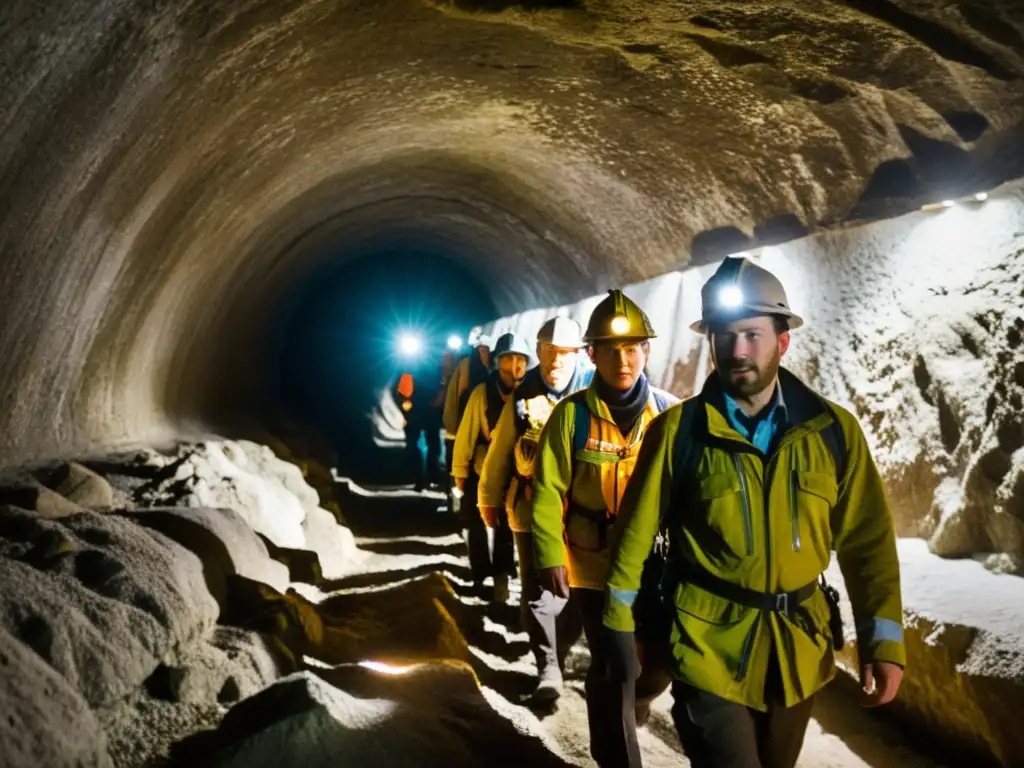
602, 257, 904, 768
479, 316, 593, 701
531, 291, 677, 766
453, 332, 531, 601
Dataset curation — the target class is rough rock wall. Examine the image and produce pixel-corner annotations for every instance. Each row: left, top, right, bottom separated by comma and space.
0, 438, 368, 766
474, 177, 1024, 564
1, 0, 1023, 465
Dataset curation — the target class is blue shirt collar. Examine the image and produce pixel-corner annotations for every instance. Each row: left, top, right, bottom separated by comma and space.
723, 382, 787, 453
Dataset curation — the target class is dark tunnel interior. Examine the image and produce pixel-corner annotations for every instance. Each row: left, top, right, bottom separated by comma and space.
267, 241, 495, 483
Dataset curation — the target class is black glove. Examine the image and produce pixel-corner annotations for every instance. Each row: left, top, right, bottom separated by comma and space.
594, 628, 641, 683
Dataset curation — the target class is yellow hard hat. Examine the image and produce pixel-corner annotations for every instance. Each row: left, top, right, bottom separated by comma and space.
583, 290, 657, 343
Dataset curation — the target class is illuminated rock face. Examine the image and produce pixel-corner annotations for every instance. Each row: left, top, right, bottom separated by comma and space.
1, 0, 1024, 467
475, 178, 1024, 563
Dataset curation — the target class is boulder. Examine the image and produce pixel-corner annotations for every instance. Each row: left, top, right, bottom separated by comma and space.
135, 441, 311, 549
0, 480, 84, 519
121, 507, 290, 608
0, 508, 218, 708
37, 462, 114, 508
258, 534, 324, 585
314, 572, 469, 665
0, 626, 112, 768
221, 576, 325, 661
222, 572, 468, 667
173, 665, 571, 768
300, 506, 363, 580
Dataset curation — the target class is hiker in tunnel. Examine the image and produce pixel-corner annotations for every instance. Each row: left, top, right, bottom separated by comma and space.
478, 316, 593, 701
392, 356, 444, 492
443, 339, 493, 449
603, 257, 905, 768
452, 332, 531, 601
530, 290, 678, 767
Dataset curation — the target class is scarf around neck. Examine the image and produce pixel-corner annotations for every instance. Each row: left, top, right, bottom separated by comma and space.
595, 373, 650, 436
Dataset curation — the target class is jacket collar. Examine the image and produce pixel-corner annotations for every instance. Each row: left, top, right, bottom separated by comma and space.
702, 367, 829, 441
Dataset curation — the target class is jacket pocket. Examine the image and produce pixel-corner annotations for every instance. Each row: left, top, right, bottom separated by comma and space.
792, 471, 837, 553
672, 581, 757, 682
565, 507, 605, 552
699, 470, 752, 558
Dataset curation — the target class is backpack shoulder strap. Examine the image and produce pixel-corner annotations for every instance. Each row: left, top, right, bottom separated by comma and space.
667, 397, 707, 520
818, 402, 848, 485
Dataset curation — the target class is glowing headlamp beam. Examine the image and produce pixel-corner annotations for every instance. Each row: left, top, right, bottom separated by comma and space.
718, 285, 744, 308
610, 315, 630, 335
397, 332, 423, 357
447, 334, 463, 351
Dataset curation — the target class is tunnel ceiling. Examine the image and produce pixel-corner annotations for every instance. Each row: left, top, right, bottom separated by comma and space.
1, 0, 1023, 463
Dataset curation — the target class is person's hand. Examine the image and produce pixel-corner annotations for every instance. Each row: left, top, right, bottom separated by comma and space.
537, 566, 570, 599
454, 477, 465, 492
480, 506, 500, 528
861, 661, 903, 707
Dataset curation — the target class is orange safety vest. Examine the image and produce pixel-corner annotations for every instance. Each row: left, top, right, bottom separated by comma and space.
396, 373, 415, 400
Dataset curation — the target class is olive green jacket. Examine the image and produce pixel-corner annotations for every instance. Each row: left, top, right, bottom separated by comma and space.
603, 369, 904, 710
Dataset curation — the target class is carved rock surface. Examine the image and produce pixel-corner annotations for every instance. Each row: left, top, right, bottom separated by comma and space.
1, 0, 1023, 463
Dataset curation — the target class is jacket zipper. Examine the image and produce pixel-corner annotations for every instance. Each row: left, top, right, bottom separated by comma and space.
731, 453, 754, 556
791, 468, 801, 552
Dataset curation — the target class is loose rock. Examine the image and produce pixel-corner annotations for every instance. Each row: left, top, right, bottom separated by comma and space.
176, 665, 572, 768
121, 506, 290, 608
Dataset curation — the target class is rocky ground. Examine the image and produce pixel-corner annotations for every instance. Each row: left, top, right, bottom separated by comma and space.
0, 440, 1019, 767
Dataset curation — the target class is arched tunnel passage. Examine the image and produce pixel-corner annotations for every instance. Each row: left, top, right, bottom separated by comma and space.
2, 1, 1024, 766
162, 150, 640, 465
266, 239, 496, 483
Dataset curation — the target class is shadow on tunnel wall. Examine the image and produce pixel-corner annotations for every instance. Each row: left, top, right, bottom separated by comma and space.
264, 245, 495, 484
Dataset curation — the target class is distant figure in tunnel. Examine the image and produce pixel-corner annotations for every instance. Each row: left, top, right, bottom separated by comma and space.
604, 257, 905, 768
531, 290, 677, 766
478, 316, 592, 702
443, 339, 492, 452
452, 332, 530, 601
392, 359, 445, 492
437, 346, 461, 482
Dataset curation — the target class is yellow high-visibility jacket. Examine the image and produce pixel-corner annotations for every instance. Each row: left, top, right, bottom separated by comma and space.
479, 366, 590, 532
603, 369, 905, 711
452, 377, 513, 480
443, 350, 491, 441
531, 379, 677, 589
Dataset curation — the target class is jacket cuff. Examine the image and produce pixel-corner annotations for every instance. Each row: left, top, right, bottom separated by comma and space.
860, 638, 906, 667
533, 535, 567, 570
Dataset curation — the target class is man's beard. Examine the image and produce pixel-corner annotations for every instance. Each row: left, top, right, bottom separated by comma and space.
722, 351, 781, 398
